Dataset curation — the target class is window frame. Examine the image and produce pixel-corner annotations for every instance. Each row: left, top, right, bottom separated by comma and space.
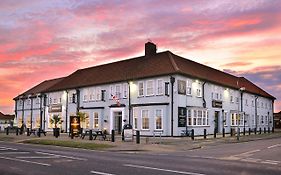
141, 109, 149, 130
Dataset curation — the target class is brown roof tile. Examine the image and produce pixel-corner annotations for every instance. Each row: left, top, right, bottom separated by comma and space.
43, 50, 275, 100
0, 112, 15, 120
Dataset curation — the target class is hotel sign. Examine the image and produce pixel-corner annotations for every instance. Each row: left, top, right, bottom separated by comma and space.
178, 107, 187, 127
70, 116, 80, 137
49, 105, 62, 113
212, 100, 223, 108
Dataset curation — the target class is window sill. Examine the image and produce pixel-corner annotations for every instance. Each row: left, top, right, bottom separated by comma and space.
187, 125, 210, 127
141, 129, 150, 131
146, 94, 154, 97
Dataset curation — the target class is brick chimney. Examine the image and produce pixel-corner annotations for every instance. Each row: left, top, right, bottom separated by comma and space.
145, 42, 157, 56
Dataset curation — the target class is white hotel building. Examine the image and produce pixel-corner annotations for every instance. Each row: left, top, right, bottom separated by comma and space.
14, 42, 275, 136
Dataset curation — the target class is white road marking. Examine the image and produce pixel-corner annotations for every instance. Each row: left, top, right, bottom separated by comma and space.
267, 144, 281, 149
36, 151, 87, 161
261, 161, 279, 165
90, 171, 115, 175
241, 158, 261, 163
0, 152, 29, 155
0, 156, 51, 166
16, 156, 60, 159
0, 147, 17, 151
123, 164, 206, 175
233, 149, 261, 157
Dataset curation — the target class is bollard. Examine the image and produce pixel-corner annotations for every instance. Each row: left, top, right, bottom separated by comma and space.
55, 128, 59, 138
230, 128, 233, 137
268, 127, 270, 133
122, 130, 124, 141
136, 130, 140, 144
6, 127, 9, 135
191, 129, 194, 140
259, 128, 262, 134
111, 130, 115, 142
16, 128, 19, 136
38, 128, 41, 137
214, 128, 216, 138
254, 128, 257, 135
204, 129, 207, 139
264, 127, 266, 134
248, 128, 251, 135
71, 129, 74, 139
89, 130, 93, 140
272, 127, 274, 133
222, 128, 225, 137
243, 128, 246, 136
27, 128, 30, 136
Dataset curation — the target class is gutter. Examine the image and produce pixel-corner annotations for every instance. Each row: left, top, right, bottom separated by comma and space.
202, 82, 206, 108
170, 76, 175, 137
255, 96, 258, 129
65, 90, 69, 133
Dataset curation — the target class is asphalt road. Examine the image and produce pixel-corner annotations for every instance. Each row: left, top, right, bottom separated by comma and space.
0, 137, 281, 175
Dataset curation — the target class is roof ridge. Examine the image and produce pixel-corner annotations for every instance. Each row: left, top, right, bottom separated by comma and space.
167, 51, 180, 72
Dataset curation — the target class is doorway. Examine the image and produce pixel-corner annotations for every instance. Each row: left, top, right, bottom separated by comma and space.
214, 111, 220, 133
114, 111, 122, 134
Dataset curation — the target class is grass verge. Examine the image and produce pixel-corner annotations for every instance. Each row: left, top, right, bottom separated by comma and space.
20, 139, 114, 150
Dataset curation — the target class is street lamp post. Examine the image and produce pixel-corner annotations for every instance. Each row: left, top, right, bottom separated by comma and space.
237, 87, 245, 141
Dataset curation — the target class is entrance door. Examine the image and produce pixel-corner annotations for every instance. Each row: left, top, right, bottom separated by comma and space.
214, 111, 219, 133
114, 112, 122, 134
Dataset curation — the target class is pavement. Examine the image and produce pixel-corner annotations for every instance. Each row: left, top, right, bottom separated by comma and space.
1, 129, 281, 153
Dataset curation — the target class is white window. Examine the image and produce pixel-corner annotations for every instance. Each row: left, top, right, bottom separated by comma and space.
245, 99, 248, 106
123, 83, 128, 98
223, 112, 227, 126
19, 100, 23, 106
96, 87, 101, 100
252, 100, 254, 107
155, 109, 163, 130
141, 110, 149, 130
187, 109, 192, 125
83, 95, 88, 102
257, 115, 260, 125
230, 96, 234, 103
196, 89, 202, 97
36, 98, 40, 104
27, 99, 31, 105
261, 115, 264, 125
187, 109, 208, 126
110, 86, 115, 99
146, 80, 154, 96
138, 82, 144, 97
186, 80, 192, 95
261, 102, 264, 108
231, 113, 237, 126
133, 109, 138, 129
216, 93, 219, 100
252, 114, 255, 126
236, 97, 239, 103
156, 79, 163, 95
115, 84, 121, 99
93, 112, 99, 129
265, 115, 268, 125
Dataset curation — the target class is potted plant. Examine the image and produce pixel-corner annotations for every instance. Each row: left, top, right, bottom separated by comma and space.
77, 112, 86, 134
50, 114, 61, 138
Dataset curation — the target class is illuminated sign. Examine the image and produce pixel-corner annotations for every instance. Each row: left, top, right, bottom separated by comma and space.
49, 105, 62, 113
70, 116, 80, 136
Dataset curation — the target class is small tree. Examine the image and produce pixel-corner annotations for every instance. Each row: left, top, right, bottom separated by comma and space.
77, 112, 86, 128
50, 115, 61, 129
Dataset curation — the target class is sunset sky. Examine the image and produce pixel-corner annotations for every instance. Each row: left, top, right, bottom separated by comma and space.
0, 0, 281, 114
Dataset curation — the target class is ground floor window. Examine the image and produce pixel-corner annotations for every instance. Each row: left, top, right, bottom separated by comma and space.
35, 116, 40, 128
155, 109, 163, 130
133, 109, 138, 129
187, 108, 208, 126
26, 116, 31, 128
141, 110, 149, 130
18, 117, 23, 127
93, 112, 99, 129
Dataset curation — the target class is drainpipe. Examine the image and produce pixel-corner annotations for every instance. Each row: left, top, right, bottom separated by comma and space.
65, 90, 69, 133
255, 96, 258, 129
76, 89, 80, 114
128, 82, 131, 125
22, 98, 25, 126
30, 98, 33, 130
170, 76, 175, 137
202, 82, 206, 108
39, 95, 43, 131
43, 94, 47, 130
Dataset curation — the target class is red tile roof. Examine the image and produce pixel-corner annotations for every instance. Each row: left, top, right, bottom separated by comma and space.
14, 77, 64, 100
44, 51, 275, 99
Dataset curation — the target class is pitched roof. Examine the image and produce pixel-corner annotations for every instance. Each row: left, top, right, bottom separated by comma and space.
14, 77, 64, 100
0, 112, 14, 120
45, 50, 275, 99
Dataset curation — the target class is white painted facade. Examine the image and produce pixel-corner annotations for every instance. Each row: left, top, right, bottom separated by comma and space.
16, 74, 274, 136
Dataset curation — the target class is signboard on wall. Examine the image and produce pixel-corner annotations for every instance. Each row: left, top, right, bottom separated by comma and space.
70, 116, 80, 136
212, 100, 223, 108
178, 80, 186, 95
178, 107, 187, 127
49, 105, 62, 113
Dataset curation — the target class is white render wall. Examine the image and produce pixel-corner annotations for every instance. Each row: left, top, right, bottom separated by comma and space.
15, 74, 274, 136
